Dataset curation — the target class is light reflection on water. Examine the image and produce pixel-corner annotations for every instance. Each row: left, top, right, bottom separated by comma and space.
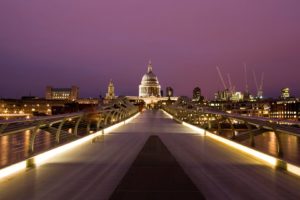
208, 129, 300, 165
0, 135, 9, 166
239, 131, 300, 165
240, 131, 278, 156
0, 127, 82, 168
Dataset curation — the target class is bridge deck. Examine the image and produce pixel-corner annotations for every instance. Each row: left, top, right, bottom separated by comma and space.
1, 110, 300, 200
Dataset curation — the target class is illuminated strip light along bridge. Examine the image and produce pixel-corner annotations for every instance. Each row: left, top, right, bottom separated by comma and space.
163, 98, 300, 162
0, 98, 138, 168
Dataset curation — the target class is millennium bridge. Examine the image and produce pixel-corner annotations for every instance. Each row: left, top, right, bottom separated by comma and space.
1, 98, 300, 200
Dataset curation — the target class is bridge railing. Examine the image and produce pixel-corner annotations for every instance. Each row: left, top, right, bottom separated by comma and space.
0, 97, 139, 169
163, 101, 300, 166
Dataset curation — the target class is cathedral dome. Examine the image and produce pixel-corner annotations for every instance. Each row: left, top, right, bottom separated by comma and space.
139, 60, 161, 97
141, 71, 159, 85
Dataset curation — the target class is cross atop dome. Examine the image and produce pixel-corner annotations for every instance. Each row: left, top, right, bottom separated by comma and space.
147, 59, 153, 73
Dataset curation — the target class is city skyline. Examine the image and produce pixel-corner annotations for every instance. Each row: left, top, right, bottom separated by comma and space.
1, 0, 300, 98
0, 60, 298, 99
2, 1, 300, 198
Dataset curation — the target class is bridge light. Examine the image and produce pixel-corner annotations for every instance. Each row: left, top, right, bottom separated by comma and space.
164, 110, 279, 167
182, 122, 205, 135
0, 111, 140, 180
0, 162, 27, 179
34, 113, 139, 166
287, 164, 300, 177
205, 131, 277, 166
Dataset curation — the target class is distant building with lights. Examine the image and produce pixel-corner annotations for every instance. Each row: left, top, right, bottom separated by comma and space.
214, 89, 245, 102
192, 87, 204, 102
166, 87, 174, 97
281, 88, 291, 100
210, 87, 300, 120
269, 88, 299, 120
270, 100, 300, 120
0, 98, 66, 118
0, 97, 99, 119
46, 86, 79, 101
105, 80, 116, 100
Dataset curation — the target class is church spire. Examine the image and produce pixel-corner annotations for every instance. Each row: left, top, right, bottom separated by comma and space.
147, 59, 153, 73
105, 79, 115, 100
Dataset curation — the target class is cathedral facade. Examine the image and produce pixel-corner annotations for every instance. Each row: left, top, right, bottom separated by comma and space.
139, 61, 161, 97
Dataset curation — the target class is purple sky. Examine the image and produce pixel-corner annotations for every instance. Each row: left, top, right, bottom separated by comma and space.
0, 0, 300, 99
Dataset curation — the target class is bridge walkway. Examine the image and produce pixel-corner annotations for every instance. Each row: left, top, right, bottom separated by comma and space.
1, 110, 300, 199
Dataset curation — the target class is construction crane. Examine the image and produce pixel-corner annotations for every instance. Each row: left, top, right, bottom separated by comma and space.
252, 70, 264, 99
227, 73, 234, 93
216, 66, 227, 90
252, 70, 258, 93
244, 63, 249, 94
258, 72, 264, 99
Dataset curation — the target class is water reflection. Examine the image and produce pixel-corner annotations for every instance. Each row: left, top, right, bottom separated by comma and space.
206, 129, 300, 165
239, 131, 300, 165
0, 136, 9, 166
0, 128, 80, 168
